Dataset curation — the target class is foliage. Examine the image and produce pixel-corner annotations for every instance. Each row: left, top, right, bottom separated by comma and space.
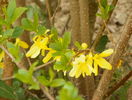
0, 0, 130, 100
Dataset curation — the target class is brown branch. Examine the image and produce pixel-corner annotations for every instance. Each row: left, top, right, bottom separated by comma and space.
0, 76, 14, 81
0, 46, 55, 100
45, 0, 53, 25
92, 13, 132, 100
35, 60, 55, 71
105, 70, 132, 98
0, 45, 23, 69
91, 0, 118, 50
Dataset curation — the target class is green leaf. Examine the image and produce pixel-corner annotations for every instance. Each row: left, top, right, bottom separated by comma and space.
100, 0, 107, 8
38, 76, 50, 86
6, 42, 23, 62
49, 68, 55, 82
14, 69, 31, 83
56, 82, 83, 100
95, 35, 108, 53
51, 27, 58, 40
50, 79, 65, 87
63, 32, 71, 49
3, 29, 14, 38
11, 7, 27, 24
0, 81, 17, 100
33, 11, 39, 30
29, 62, 38, 76
6, 0, 16, 24
37, 26, 47, 35
12, 26, 24, 38
74, 41, 81, 49
21, 18, 34, 31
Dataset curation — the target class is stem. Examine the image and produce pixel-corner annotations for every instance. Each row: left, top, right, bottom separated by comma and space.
91, 0, 118, 50
92, 13, 132, 100
0, 45, 55, 100
35, 60, 55, 71
105, 70, 132, 98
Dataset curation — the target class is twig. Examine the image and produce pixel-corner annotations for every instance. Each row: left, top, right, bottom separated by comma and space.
92, 13, 132, 100
0, 45, 23, 69
35, 60, 55, 71
25, 89, 41, 100
103, 20, 116, 46
0, 76, 14, 81
105, 70, 132, 98
0, 45, 55, 100
40, 85, 55, 100
51, 0, 61, 25
45, 0, 53, 25
91, 0, 118, 50
23, 49, 32, 66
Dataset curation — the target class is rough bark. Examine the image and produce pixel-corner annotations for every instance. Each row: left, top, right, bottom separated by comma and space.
0, 1, 14, 100
89, 0, 98, 44
92, 13, 132, 100
78, 0, 96, 99
69, 0, 81, 43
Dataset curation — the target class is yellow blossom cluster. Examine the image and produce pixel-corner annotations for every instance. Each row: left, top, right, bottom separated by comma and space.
69, 43, 113, 78
26, 35, 60, 63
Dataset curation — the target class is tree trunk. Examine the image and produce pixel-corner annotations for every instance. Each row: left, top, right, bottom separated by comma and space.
92, 13, 132, 100
69, 0, 81, 43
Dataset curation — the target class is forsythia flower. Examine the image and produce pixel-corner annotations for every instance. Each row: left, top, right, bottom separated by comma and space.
69, 54, 93, 78
43, 49, 61, 63
26, 35, 50, 58
93, 49, 113, 76
15, 38, 29, 48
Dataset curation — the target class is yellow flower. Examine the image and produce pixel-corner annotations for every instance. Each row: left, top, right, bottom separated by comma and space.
43, 49, 61, 63
93, 49, 113, 76
15, 38, 29, 48
43, 49, 56, 63
26, 36, 50, 58
69, 54, 93, 78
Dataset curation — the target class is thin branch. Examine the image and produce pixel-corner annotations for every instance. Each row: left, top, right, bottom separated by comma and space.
0, 76, 14, 81
0, 45, 55, 100
0, 45, 23, 69
23, 49, 32, 66
92, 13, 132, 100
45, 0, 52, 25
105, 70, 132, 98
40, 85, 55, 100
35, 60, 55, 71
91, 0, 118, 50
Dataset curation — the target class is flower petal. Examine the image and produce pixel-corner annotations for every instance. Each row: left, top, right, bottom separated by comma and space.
43, 51, 52, 63
95, 57, 112, 70
99, 49, 113, 57
93, 61, 98, 76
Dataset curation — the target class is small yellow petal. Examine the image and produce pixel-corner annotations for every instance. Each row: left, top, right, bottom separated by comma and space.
99, 49, 114, 57
43, 51, 52, 63
16, 38, 29, 48
26, 44, 40, 58
81, 43, 88, 49
93, 61, 98, 76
